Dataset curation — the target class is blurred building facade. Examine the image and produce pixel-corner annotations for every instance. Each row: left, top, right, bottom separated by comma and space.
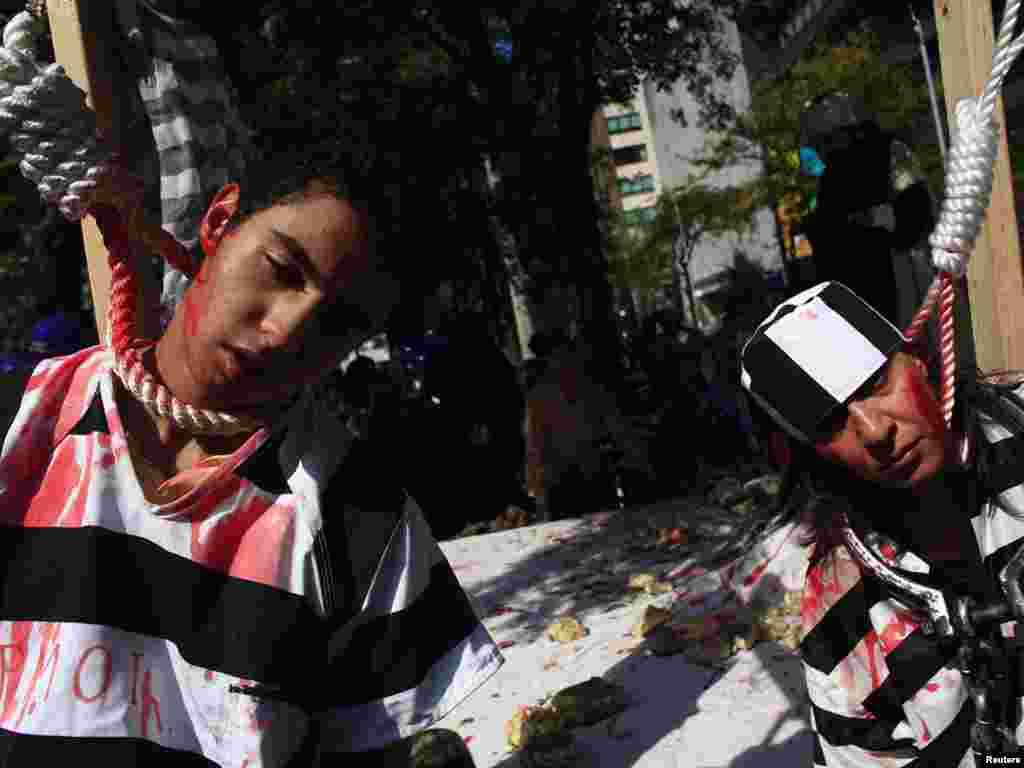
594, 17, 783, 315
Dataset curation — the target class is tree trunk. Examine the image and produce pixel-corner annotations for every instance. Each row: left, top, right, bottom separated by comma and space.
563, 8, 623, 386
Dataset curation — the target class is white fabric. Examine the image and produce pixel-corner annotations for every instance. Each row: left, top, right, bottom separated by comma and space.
765, 296, 887, 405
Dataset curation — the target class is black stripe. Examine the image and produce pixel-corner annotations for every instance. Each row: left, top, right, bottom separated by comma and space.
0, 727, 219, 767
800, 577, 887, 674
326, 561, 482, 707
67, 388, 108, 437
811, 702, 916, 751
904, 695, 971, 767
813, 733, 827, 766
744, 326, 840, 439
235, 430, 290, 495
0, 371, 30, 443
861, 629, 955, 722
820, 282, 903, 357
983, 433, 1024, 497
0, 525, 324, 688
321, 438, 410, 624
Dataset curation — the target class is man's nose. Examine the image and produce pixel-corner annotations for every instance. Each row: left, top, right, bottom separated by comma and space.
262, 296, 321, 352
847, 400, 897, 462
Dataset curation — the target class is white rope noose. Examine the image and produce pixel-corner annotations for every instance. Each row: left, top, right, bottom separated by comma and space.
904, 0, 1024, 445
0, 10, 261, 436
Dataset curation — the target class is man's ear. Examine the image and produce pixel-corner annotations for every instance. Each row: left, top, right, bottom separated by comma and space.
199, 183, 242, 259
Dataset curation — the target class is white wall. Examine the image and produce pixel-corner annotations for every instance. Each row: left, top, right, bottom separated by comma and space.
640, 20, 782, 286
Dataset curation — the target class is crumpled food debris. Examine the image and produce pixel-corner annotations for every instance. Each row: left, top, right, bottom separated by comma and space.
506, 680, 620, 766
627, 573, 673, 595
628, 573, 657, 591
505, 705, 568, 750
546, 615, 588, 643
729, 591, 803, 654
495, 506, 531, 531
409, 729, 475, 768
550, 677, 627, 728
656, 527, 688, 546
749, 591, 802, 650
632, 605, 672, 638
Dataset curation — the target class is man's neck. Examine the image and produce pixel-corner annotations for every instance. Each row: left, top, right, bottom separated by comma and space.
113, 369, 250, 475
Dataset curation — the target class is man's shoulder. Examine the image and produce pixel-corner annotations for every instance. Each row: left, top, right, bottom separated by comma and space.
0, 346, 107, 445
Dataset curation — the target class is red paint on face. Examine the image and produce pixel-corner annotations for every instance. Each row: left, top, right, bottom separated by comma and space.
906, 364, 945, 434
815, 352, 947, 489
169, 195, 395, 413
183, 260, 211, 339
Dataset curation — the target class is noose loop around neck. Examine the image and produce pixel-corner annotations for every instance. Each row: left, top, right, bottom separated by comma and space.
904, 0, 1024, 445
0, 11, 264, 436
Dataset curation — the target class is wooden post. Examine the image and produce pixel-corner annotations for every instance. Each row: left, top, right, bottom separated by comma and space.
45, 0, 159, 343
934, 0, 1024, 372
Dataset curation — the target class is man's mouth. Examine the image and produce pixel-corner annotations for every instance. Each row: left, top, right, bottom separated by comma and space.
221, 345, 272, 379
879, 442, 922, 483
889, 439, 920, 467
229, 346, 270, 371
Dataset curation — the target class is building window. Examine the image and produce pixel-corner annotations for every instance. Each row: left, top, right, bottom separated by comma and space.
623, 206, 658, 227
613, 145, 648, 165
606, 112, 643, 135
618, 175, 656, 197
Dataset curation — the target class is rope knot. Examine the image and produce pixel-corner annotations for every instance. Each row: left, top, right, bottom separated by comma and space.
929, 97, 1000, 278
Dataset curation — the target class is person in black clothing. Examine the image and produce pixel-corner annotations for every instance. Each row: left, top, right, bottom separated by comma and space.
405, 313, 530, 539
800, 92, 935, 326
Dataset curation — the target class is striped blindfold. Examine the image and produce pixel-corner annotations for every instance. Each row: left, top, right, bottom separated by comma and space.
740, 282, 905, 444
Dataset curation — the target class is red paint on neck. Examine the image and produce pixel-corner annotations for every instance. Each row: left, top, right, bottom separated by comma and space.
183, 261, 210, 338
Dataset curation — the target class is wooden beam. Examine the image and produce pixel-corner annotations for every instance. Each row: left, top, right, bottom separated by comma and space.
934, 0, 1024, 372
45, 0, 159, 343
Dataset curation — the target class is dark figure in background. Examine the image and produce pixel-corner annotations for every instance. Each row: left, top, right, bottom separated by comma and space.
800, 92, 936, 326
408, 313, 528, 539
525, 332, 633, 520
637, 313, 704, 496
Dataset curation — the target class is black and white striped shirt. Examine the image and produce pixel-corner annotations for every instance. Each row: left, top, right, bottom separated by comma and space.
0, 347, 503, 766
801, 395, 1024, 767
